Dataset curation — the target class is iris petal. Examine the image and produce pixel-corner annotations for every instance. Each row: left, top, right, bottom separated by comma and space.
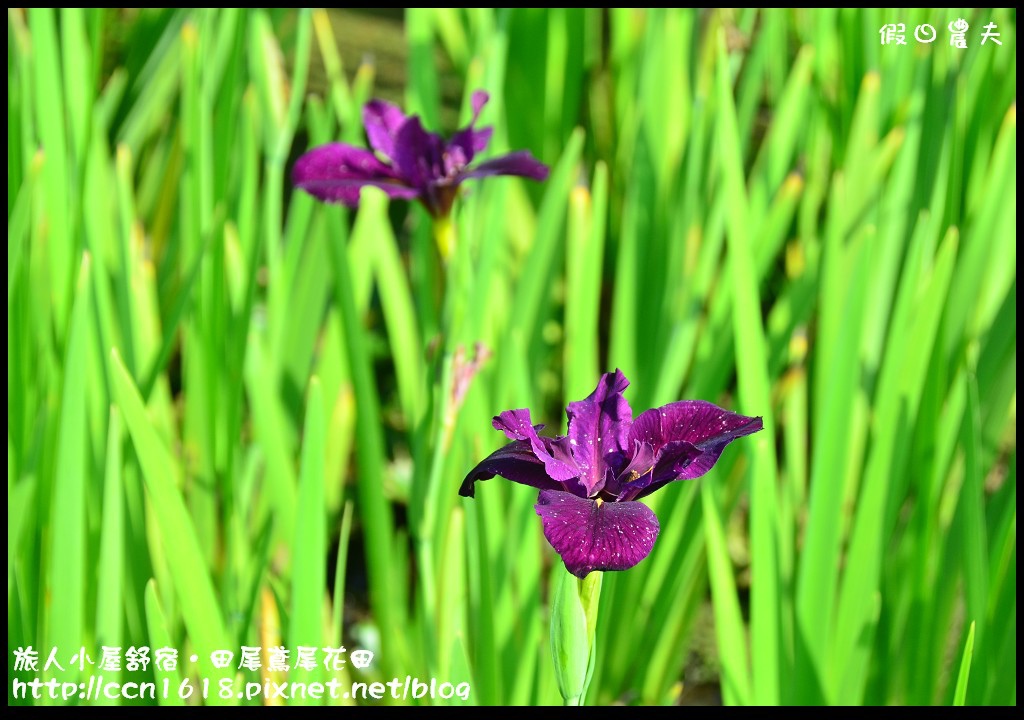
469, 90, 489, 119
448, 126, 493, 167
631, 400, 761, 448
628, 401, 762, 499
392, 116, 446, 192
459, 440, 566, 498
448, 90, 494, 164
565, 369, 634, 495
493, 409, 580, 482
535, 490, 660, 578
362, 99, 408, 161
462, 151, 551, 182
617, 440, 656, 485
292, 143, 418, 206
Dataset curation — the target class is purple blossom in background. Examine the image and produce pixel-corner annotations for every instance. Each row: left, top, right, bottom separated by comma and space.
460, 370, 763, 578
293, 90, 549, 218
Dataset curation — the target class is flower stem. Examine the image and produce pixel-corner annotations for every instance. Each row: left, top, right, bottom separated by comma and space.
551, 567, 603, 705
433, 214, 456, 263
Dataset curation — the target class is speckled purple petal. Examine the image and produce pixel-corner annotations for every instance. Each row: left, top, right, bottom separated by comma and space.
292, 143, 419, 206
459, 440, 566, 498
362, 100, 408, 161
493, 409, 580, 482
535, 490, 660, 578
565, 370, 634, 495
492, 408, 546, 441
628, 401, 763, 499
462, 151, 550, 182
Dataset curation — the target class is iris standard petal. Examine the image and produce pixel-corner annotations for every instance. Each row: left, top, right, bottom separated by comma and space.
448, 126, 493, 169
564, 369, 634, 495
362, 99, 409, 161
459, 440, 567, 498
448, 90, 494, 163
469, 90, 489, 119
292, 143, 419, 206
462, 151, 551, 182
535, 490, 660, 578
493, 409, 580, 482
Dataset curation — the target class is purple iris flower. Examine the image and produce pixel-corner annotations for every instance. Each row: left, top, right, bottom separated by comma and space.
460, 370, 763, 578
292, 90, 549, 218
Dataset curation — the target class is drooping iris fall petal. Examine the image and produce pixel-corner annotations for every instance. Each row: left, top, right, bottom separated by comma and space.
624, 401, 764, 499
458, 441, 566, 498
535, 490, 660, 578
460, 151, 551, 182
292, 143, 420, 205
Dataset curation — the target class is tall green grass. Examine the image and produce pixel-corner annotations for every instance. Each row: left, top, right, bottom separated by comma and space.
7, 8, 1016, 706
